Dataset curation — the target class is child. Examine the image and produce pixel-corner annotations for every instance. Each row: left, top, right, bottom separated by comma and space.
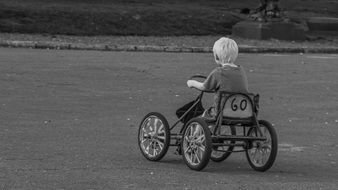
187, 37, 249, 118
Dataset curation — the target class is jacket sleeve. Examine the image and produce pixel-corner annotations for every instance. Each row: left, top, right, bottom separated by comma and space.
203, 69, 219, 91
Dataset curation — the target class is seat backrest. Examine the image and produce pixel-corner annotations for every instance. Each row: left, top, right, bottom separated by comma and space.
220, 92, 255, 119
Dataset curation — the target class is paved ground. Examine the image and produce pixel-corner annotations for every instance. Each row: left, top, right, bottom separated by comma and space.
0, 48, 337, 189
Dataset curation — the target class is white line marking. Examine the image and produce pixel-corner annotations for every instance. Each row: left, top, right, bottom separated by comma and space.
307, 56, 337, 59
279, 143, 305, 152
262, 54, 289, 57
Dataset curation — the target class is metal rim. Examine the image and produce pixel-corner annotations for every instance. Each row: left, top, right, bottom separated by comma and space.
139, 116, 166, 158
183, 122, 206, 166
247, 126, 272, 167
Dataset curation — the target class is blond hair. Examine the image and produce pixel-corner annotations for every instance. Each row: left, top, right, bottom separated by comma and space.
213, 37, 238, 65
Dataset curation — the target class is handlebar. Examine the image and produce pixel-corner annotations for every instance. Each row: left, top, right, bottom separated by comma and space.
189, 74, 207, 80
188, 74, 214, 93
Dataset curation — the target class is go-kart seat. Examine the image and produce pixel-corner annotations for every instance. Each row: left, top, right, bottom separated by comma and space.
204, 91, 259, 126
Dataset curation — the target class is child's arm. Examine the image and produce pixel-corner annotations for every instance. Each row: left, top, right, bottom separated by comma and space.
187, 80, 206, 91
187, 69, 218, 91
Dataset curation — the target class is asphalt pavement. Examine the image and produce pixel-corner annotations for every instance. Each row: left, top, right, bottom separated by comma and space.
0, 48, 337, 189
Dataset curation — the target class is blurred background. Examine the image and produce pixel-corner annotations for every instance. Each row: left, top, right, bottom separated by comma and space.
0, 0, 337, 36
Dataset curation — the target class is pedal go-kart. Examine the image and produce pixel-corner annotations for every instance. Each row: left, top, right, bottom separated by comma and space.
138, 75, 278, 171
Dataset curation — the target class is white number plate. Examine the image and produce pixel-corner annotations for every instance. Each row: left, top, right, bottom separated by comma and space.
223, 94, 253, 118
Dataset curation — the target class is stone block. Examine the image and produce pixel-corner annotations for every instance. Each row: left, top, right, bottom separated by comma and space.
232, 21, 306, 41
307, 17, 338, 31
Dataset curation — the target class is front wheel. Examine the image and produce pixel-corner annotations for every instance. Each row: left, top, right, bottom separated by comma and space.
246, 120, 278, 172
181, 118, 212, 171
138, 112, 170, 161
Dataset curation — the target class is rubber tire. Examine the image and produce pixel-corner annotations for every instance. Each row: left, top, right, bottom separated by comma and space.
210, 125, 236, 162
245, 120, 278, 172
181, 118, 212, 171
138, 112, 170, 161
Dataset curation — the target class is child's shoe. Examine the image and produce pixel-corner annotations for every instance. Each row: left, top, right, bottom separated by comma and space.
202, 107, 217, 120
174, 146, 182, 155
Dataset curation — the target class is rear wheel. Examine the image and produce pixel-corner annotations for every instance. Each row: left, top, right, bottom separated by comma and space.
210, 125, 236, 162
181, 118, 212, 171
246, 120, 278, 172
138, 112, 170, 161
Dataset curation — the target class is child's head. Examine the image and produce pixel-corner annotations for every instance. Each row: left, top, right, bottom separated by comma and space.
213, 37, 238, 65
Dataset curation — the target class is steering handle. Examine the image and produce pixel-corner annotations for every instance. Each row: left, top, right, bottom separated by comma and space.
189, 74, 207, 80
188, 74, 215, 93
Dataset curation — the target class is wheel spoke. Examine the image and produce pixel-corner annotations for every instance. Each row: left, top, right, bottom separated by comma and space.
250, 144, 270, 166
143, 133, 151, 138
151, 118, 157, 132
261, 149, 268, 164
191, 152, 195, 164
146, 119, 153, 132
193, 125, 200, 136
142, 127, 147, 133
158, 124, 164, 134
263, 127, 268, 136
154, 149, 158, 156
189, 151, 194, 164
154, 118, 159, 133
198, 145, 205, 152
259, 150, 264, 164
196, 135, 205, 144
185, 146, 191, 154
190, 125, 194, 137
141, 142, 146, 152
145, 144, 150, 154
153, 142, 158, 156
185, 135, 190, 142
195, 152, 201, 163
259, 149, 264, 164
141, 139, 148, 144
253, 148, 259, 161
153, 143, 160, 156
261, 144, 271, 149
188, 151, 193, 164
196, 147, 203, 161
151, 144, 156, 156
145, 119, 150, 128
192, 152, 197, 164
157, 140, 164, 149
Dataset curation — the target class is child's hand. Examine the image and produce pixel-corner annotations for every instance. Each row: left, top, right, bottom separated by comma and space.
187, 80, 194, 88
187, 80, 206, 91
